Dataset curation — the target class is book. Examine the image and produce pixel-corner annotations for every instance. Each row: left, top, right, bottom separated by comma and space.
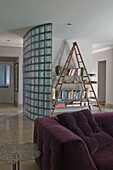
52, 88, 55, 99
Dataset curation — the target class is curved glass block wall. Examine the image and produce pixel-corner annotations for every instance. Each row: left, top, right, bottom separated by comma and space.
23, 23, 52, 120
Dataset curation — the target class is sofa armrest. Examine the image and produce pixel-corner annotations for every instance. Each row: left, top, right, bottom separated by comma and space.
34, 117, 97, 170
94, 112, 113, 137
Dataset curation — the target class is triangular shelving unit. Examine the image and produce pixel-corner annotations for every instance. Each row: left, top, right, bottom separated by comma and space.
51, 41, 101, 115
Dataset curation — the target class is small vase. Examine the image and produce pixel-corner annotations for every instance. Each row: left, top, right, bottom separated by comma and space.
55, 65, 62, 75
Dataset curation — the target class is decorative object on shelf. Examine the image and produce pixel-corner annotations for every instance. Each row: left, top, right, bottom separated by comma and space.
55, 65, 62, 75
88, 73, 96, 76
51, 41, 101, 115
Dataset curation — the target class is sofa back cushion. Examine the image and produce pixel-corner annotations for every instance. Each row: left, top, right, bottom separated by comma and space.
57, 109, 113, 155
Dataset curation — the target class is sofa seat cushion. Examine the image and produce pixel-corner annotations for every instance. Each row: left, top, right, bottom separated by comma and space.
93, 143, 113, 170
57, 109, 113, 155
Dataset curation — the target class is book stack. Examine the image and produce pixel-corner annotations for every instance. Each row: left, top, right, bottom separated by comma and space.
55, 101, 65, 108
66, 101, 81, 107
72, 101, 81, 106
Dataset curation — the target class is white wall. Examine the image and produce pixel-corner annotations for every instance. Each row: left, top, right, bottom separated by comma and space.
52, 38, 93, 73
93, 49, 113, 105
0, 46, 23, 107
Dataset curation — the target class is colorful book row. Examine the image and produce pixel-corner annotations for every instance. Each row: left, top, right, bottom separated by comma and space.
55, 90, 86, 99
67, 68, 84, 76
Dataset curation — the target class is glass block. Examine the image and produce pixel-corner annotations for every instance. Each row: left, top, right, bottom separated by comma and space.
39, 64, 44, 70
28, 45, 31, 51
23, 23, 52, 119
39, 94, 43, 100
40, 34, 44, 40
39, 109, 43, 115
45, 40, 51, 47
45, 87, 51, 93
39, 71, 44, 77
28, 38, 31, 45
32, 44, 35, 49
34, 115, 38, 119
45, 33, 52, 39
34, 72, 38, 77
35, 42, 39, 49
31, 58, 34, 64
45, 94, 51, 100
39, 56, 44, 63
39, 49, 44, 55
29, 65, 32, 71
44, 109, 50, 115
35, 50, 39, 56
34, 108, 38, 114
31, 64, 34, 70
31, 37, 35, 43
34, 57, 39, 63
40, 41, 44, 48
35, 28, 39, 34
39, 86, 44, 92
39, 79, 44, 85
40, 26, 44, 33
34, 64, 39, 70
45, 48, 51, 55
34, 79, 38, 85
31, 79, 34, 84
31, 72, 34, 77
31, 51, 35, 57
34, 86, 38, 92
30, 114, 34, 120
35, 100, 38, 106
44, 102, 50, 108
31, 86, 34, 91
45, 71, 51, 77
34, 93, 38, 99
35, 35, 39, 41
31, 100, 34, 105
39, 101, 43, 107
45, 56, 51, 62
31, 92, 34, 98
45, 25, 52, 32
31, 106, 35, 113
45, 79, 51, 85
31, 29, 35, 36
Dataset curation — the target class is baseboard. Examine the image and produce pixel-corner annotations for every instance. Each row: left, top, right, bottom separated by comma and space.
99, 101, 105, 105
105, 103, 113, 108
15, 103, 23, 108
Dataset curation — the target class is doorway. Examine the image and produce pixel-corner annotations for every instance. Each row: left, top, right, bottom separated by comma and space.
98, 60, 106, 105
0, 62, 14, 103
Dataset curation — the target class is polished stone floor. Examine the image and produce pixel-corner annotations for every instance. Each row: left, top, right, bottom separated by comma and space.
0, 104, 39, 170
0, 103, 113, 170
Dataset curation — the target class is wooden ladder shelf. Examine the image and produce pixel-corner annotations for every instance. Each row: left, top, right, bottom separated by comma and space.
51, 41, 101, 115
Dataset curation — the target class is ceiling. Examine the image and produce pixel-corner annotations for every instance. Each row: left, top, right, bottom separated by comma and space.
0, 0, 113, 49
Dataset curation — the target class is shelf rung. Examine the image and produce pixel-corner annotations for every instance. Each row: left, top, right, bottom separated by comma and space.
57, 83, 62, 85
90, 97, 96, 99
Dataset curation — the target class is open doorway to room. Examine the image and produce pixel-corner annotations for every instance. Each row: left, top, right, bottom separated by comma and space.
98, 60, 106, 105
0, 57, 19, 107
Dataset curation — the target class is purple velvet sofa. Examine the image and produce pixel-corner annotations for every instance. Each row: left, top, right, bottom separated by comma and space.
34, 109, 113, 170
